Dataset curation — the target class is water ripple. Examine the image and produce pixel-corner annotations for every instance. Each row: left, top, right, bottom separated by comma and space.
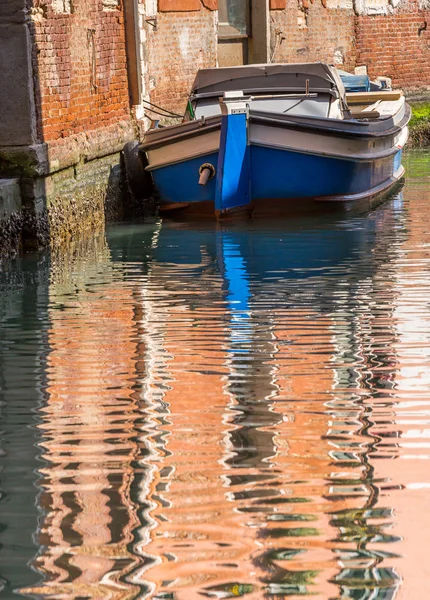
1, 152, 430, 598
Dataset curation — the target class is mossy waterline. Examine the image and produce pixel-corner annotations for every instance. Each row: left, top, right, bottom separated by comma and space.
408, 102, 430, 148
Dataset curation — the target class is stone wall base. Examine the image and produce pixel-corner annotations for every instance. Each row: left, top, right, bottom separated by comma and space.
0, 179, 23, 259
0, 152, 129, 259
23, 152, 126, 250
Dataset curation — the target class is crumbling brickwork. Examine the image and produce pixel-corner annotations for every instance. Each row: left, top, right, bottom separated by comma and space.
356, 1, 430, 94
30, 0, 133, 162
145, 7, 217, 115
269, 0, 356, 71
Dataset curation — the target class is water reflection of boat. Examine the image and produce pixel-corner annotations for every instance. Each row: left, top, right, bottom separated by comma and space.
117, 201, 403, 599
151, 212, 382, 310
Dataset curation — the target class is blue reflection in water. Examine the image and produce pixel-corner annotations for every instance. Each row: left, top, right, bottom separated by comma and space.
221, 235, 251, 351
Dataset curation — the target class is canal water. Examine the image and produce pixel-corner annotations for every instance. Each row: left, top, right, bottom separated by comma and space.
1, 151, 430, 600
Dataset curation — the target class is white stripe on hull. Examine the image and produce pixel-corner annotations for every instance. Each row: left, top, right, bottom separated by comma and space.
146, 129, 220, 171
249, 122, 408, 162
146, 121, 408, 172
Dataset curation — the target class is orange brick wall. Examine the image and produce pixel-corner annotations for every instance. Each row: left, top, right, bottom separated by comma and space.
356, 5, 430, 94
31, 0, 131, 144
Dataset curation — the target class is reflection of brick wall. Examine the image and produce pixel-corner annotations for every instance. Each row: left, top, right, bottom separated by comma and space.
269, 1, 356, 71
20, 245, 142, 598
356, 7, 430, 93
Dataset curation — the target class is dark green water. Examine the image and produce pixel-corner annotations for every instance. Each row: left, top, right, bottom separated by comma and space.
1, 151, 430, 599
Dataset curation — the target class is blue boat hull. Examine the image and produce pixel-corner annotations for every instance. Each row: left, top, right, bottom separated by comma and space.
152, 145, 404, 213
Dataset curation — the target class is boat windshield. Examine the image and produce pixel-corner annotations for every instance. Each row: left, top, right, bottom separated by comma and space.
193, 92, 341, 120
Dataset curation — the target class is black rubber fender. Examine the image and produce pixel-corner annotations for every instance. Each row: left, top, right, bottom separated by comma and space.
122, 141, 154, 200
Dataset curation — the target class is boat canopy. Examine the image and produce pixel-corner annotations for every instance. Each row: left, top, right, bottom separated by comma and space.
191, 62, 347, 100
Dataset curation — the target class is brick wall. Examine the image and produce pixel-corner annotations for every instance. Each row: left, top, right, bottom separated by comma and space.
270, 0, 356, 71
29, 0, 133, 166
356, 1, 430, 94
31, 0, 130, 142
145, 7, 217, 116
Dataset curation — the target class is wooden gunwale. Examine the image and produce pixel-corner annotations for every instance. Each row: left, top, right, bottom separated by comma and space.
250, 104, 410, 140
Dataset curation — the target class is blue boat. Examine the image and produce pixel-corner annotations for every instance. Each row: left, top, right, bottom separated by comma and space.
134, 63, 410, 218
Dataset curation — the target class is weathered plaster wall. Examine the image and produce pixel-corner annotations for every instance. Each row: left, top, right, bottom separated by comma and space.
356, 0, 430, 94
269, 0, 356, 71
144, 3, 218, 116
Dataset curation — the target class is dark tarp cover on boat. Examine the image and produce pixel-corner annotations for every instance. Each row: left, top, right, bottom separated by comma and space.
191, 62, 347, 99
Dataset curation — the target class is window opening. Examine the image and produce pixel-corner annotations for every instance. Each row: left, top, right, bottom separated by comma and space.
218, 0, 250, 38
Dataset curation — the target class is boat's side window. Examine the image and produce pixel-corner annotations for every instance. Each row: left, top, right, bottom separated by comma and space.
218, 0, 249, 37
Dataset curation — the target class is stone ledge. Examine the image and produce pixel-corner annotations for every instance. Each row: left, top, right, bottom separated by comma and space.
0, 120, 135, 178
20, 151, 126, 248
406, 91, 430, 103
0, 147, 129, 253
0, 144, 49, 178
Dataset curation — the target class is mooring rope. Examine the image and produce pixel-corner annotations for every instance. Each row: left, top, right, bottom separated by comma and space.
143, 107, 182, 120
142, 99, 183, 118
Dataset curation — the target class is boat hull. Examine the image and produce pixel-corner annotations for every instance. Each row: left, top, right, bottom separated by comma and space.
142, 107, 408, 216
250, 145, 403, 200
151, 145, 404, 215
